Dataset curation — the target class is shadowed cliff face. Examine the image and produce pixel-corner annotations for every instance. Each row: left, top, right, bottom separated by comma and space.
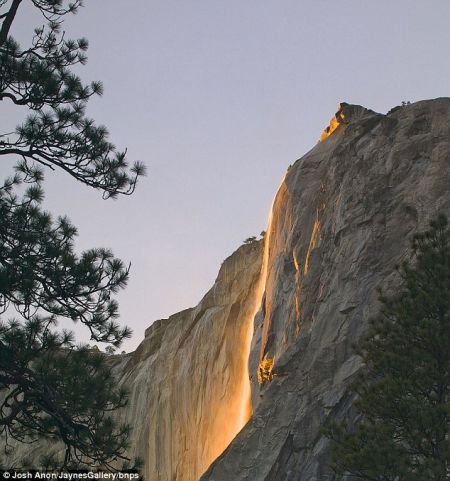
3, 98, 450, 481
202, 98, 450, 481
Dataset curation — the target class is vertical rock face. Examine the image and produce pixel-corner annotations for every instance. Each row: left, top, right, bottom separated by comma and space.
201, 98, 450, 480
1, 241, 263, 480
3, 98, 450, 480
113, 240, 263, 481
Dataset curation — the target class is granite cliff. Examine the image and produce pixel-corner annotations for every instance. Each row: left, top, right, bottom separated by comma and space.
3, 98, 450, 480
111, 239, 263, 481
202, 98, 450, 480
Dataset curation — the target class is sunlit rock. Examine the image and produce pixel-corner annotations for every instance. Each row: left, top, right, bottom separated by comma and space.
202, 98, 450, 481
4, 98, 450, 481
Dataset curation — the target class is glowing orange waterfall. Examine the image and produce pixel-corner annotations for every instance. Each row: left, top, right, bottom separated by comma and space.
234, 191, 279, 432
204, 180, 284, 478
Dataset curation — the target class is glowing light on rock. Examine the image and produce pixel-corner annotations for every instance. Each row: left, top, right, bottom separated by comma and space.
199, 184, 285, 479
320, 104, 346, 141
234, 175, 285, 433
257, 355, 274, 385
235, 208, 273, 429
293, 251, 300, 273
304, 212, 320, 275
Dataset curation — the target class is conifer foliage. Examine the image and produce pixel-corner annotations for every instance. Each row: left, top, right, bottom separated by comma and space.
0, 320, 130, 470
0, 0, 145, 197
327, 214, 450, 481
0, 0, 145, 469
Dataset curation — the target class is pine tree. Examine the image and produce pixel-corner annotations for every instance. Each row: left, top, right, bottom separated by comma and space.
0, 0, 145, 469
0, 0, 145, 197
326, 214, 450, 481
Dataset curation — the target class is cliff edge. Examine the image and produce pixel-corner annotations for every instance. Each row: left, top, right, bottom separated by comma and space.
202, 98, 450, 480
3, 98, 450, 481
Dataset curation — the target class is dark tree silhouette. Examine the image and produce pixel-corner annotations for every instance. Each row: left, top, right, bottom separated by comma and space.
0, 0, 145, 197
0, 320, 131, 470
326, 214, 450, 481
0, 0, 145, 469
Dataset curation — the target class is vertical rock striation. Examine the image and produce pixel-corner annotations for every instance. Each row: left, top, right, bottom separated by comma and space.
113, 240, 263, 481
1, 241, 263, 481
201, 98, 450, 480
3, 98, 450, 480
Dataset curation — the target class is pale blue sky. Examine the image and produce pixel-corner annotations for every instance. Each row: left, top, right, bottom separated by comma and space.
2, 1, 450, 351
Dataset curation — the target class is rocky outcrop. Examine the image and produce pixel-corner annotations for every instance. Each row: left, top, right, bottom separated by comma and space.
202, 98, 450, 480
112, 240, 263, 481
2, 241, 263, 481
3, 98, 450, 480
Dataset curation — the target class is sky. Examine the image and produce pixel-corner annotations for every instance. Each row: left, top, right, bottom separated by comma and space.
1, 0, 450, 351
